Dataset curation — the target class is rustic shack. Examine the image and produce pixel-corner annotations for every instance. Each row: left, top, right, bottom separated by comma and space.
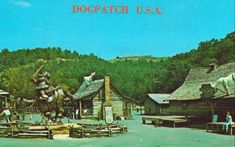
144, 94, 169, 115
167, 62, 235, 121
0, 89, 10, 109
73, 76, 133, 120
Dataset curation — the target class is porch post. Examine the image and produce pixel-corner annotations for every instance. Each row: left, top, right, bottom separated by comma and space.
5, 96, 7, 108
79, 100, 82, 118
186, 102, 189, 119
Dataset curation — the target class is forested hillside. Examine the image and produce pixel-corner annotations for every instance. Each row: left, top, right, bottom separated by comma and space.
0, 47, 79, 71
0, 32, 234, 101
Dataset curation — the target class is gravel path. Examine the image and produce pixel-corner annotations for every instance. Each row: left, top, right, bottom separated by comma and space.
0, 112, 234, 147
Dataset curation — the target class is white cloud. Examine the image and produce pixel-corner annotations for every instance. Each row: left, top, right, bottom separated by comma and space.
10, 0, 32, 8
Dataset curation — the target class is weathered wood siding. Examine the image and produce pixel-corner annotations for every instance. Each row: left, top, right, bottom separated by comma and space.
123, 101, 132, 119
214, 99, 235, 121
110, 88, 126, 117
187, 101, 211, 116
144, 98, 169, 115
144, 98, 159, 115
160, 105, 170, 115
93, 90, 103, 118
91, 87, 132, 119
167, 99, 235, 122
168, 100, 210, 116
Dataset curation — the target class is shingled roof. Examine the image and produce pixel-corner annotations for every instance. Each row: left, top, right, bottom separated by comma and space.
147, 94, 170, 104
168, 62, 235, 101
73, 79, 104, 100
73, 79, 135, 102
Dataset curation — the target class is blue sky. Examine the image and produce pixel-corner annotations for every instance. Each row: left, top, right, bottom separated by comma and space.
0, 0, 234, 59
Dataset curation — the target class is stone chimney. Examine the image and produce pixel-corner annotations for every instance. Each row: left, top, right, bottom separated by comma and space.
104, 76, 110, 102
102, 76, 112, 119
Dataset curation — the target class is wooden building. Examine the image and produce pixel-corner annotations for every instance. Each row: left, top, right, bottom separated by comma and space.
144, 94, 169, 115
167, 62, 235, 121
0, 89, 10, 110
73, 76, 133, 120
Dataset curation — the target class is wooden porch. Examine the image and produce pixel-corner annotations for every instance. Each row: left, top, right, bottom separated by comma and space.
142, 115, 194, 128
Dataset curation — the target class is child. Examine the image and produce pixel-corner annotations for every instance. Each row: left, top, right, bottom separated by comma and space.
222, 111, 234, 133
0, 108, 12, 122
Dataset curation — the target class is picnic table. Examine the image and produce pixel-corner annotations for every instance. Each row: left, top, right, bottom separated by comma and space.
207, 122, 235, 135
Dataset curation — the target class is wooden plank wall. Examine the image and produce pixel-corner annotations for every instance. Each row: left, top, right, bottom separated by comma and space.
110, 89, 125, 117
92, 87, 132, 119
144, 99, 158, 115
93, 91, 103, 118
214, 99, 235, 121
168, 101, 210, 116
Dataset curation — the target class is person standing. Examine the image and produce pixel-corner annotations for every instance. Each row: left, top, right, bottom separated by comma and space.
0, 108, 12, 122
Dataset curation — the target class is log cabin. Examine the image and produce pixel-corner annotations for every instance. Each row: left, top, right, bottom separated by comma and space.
72, 76, 133, 120
0, 89, 10, 109
167, 62, 235, 121
144, 94, 170, 115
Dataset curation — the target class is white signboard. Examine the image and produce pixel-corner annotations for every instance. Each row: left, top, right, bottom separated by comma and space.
104, 106, 114, 124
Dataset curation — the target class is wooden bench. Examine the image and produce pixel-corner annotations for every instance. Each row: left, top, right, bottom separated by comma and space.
207, 122, 235, 135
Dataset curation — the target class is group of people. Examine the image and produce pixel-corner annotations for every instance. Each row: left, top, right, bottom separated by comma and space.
66, 107, 80, 119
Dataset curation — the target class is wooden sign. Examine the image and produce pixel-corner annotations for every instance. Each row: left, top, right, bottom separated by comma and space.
104, 106, 114, 124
